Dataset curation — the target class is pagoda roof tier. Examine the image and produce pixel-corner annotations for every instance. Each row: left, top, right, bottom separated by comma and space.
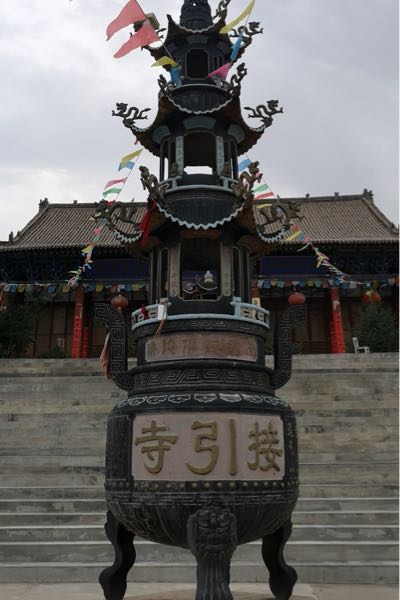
1, 193, 397, 254
159, 188, 246, 229
127, 93, 264, 157
148, 15, 230, 64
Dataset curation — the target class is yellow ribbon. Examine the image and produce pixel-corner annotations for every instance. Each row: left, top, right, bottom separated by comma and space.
151, 56, 178, 68
220, 0, 256, 34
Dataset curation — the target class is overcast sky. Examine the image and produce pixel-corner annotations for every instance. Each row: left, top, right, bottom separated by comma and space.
0, 0, 398, 240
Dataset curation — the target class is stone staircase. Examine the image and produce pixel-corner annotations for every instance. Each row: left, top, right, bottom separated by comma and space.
0, 355, 398, 584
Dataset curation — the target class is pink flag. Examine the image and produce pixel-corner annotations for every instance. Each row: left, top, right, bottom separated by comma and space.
106, 0, 146, 41
208, 62, 231, 80
255, 192, 275, 200
114, 21, 159, 58
104, 177, 127, 190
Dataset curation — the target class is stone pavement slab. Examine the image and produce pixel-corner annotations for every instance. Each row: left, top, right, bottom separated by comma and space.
0, 584, 398, 600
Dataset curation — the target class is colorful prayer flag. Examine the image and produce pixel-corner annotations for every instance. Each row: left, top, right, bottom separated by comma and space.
220, 0, 256, 34
103, 187, 123, 197
230, 33, 243, 62
170, 66, 182, 86
255, 191, 275, 200
238, 158, 252, 171
118, 148, 142, 170
254, 183, 269, 193
152, 56, 178, 68
114, 21, 159, 59
106, 0, 146, 40
104, 177, 127, 190
208, 62, 231, 80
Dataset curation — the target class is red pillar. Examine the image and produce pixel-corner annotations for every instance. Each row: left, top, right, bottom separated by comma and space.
81, 325, 89, 359
330, 287, 346, 354
71, 286, 85, 359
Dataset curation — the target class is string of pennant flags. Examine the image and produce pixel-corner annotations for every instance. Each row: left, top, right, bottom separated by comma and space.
238, 156, 351, 284
67, 148, 143, 288
1, 277, 397, 298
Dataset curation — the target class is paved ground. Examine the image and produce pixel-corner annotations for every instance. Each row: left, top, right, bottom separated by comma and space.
1, 584, 398, 600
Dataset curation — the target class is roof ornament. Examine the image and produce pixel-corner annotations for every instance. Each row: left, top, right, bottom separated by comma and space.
180, 0, 213, 30
229, 62, 248, 96
112, 103, 151, 131
140, 166, 168, 203
245, 100, 284, 129
362, 188, 374, 201
230, 21, 263, 53
232, 161, 262, 199
39, 197, 49, 210
214, 0, 232, 20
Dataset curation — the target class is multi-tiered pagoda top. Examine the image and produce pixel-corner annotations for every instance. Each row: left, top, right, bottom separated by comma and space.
106, 0, 297, 258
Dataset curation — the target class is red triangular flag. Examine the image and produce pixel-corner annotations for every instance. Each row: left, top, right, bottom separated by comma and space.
208, 62, 231, 80
114, 21, 160, 58
106, 0, 147, 40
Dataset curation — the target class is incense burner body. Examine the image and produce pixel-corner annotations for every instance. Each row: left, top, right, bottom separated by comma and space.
96, 304, 304, 600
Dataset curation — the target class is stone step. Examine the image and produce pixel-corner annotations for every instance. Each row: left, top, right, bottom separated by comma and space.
0, 497, 397, 514
0, 523, 397, 543
293, 511, 399, 525
0, 462, 397, 486
0, 482, 397, 500
0, 560, 398, 585
0, 539, 397, 563
2, 508, 397, 528
0, 512, 105, 526
1, 354, 396, 375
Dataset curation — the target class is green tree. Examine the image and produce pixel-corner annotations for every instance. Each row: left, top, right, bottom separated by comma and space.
357, 303, 399, 353
0, 301, 42, 358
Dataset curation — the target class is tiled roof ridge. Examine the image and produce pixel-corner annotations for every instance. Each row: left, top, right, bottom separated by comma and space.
363, 195, 399, 234
11, 202, 51, 245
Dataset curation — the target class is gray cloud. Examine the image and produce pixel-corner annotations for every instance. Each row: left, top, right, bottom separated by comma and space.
0, 0, 398, 240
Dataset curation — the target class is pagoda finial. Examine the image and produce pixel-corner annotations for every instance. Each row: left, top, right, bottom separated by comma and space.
180, 0, 213, 30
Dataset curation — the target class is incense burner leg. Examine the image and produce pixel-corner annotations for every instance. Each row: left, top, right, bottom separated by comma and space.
262, 521, 297, 600
99, 510, 136, 600
187, 506, 237, 600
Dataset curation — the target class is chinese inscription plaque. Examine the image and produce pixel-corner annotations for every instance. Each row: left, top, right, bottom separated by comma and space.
132, 413, 285, 481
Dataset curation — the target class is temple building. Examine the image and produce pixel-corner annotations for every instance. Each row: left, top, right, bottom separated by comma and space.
0, 191, 398, 357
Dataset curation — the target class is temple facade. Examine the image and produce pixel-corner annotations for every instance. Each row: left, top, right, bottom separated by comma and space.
0, 193, 398, 358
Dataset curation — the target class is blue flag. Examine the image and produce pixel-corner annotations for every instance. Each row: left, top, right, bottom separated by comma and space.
238, 158, 252, 171
230, 33, 243, 62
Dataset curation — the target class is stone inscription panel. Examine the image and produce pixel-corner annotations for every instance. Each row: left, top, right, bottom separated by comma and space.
132, 413, 285, 481
145, 333, 257, 363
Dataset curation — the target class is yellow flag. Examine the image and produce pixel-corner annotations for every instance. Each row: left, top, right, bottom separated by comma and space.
151, 56, 178, 68
220, 0, 256, 34
285, 229, 302, 242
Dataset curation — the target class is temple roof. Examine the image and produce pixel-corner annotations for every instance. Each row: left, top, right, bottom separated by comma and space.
180, 0, 213, 31
0, 193, 397, 252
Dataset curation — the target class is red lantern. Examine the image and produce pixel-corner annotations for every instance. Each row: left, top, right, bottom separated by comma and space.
111, 294, 129, 311
362, 290, 381, 304
288, 291, 306, 305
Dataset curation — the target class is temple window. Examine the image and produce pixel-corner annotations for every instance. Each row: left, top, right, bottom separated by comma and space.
184, 132, 217, 174
180, 239, 221, 300
160, 140, 168, 181
186, 48, 209, 79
